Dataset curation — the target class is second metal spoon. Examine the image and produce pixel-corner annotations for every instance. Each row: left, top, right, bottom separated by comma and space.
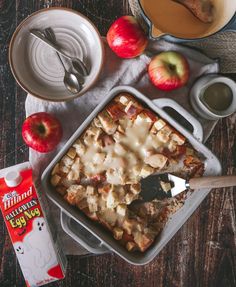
56, 52, 82, 94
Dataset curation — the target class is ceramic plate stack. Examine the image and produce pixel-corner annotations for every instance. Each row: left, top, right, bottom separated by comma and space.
9, 8, 104, 101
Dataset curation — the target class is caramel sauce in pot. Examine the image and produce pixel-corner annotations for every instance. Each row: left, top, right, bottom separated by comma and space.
140, 0, 236, 39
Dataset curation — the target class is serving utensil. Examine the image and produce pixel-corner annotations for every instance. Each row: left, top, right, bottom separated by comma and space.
30, 28, 89, 76
55, 52, 82, 94
43, 28, 84, 94
140, 174, 236, 201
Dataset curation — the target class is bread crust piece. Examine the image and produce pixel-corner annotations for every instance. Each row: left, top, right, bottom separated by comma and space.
173, 0, 214, 23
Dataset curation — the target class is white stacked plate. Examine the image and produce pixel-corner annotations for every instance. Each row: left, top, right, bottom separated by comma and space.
9, 7, 104, 101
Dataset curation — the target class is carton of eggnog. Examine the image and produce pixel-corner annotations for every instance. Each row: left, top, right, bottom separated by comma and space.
0, 162, 67, 286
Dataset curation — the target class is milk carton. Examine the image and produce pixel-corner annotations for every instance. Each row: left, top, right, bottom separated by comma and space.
0, 162, 67, 287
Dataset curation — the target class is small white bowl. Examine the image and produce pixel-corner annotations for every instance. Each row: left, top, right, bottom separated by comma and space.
9, 7, 104, 102
190, 74, 236, 120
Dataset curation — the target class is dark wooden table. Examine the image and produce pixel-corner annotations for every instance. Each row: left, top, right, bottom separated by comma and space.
0, 1, 236, 286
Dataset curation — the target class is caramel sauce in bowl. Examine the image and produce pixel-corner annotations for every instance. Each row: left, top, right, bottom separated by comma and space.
140, 0, 236, 39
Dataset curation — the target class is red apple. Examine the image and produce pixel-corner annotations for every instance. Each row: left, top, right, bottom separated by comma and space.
22, 112, 62, 153
107, 16, 148, 58
148, 51, 190, 91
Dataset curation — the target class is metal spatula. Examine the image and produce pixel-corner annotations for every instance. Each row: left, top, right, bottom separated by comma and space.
140, 174, 236, 201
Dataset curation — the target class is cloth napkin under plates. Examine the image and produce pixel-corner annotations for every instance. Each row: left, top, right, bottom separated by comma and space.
25, 39, 219, 255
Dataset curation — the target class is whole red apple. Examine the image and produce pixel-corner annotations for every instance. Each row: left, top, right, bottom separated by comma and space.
148, 51, 189, 91
107, 16, 148, 58
22, 112, 63, 153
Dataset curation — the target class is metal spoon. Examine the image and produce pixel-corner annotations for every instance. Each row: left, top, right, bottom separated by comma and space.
30, 28, 89, 76
56, 53, 82, 94
44, 28, 85, 85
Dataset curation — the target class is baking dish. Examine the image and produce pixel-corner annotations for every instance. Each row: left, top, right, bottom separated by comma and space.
41, 86, 221, 265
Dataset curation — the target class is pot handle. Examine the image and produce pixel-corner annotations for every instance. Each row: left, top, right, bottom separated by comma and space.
60, 211, 110, 254
152, 98, 204, 142
222, 16, 236, 32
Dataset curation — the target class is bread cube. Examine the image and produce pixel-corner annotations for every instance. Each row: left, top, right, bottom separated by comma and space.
87, 212, 99, 221
67, 169, 80, 181
114, 143, 127, 156
98, 111, 118, 135
116, 204, 127, 217
171, 132, 186, 145
144, 154, 168, 169
100, 209, 117, 227
51, 163, 60, 175
125, 101, 143, 120
106, 102, 126, 121
55, 186, 67, 196
125, 192, 138, 204
61, 178, 76, 188
122, 219, 135, 235
87, 195, 98, 213
126, 241, 136, 252
86, 185, 95, 196
93, 117, 103, 128
65, 185, 85, 205
156, 125, 173, 143
61, 155, 74, 167
51, 174, 61, 186
60, 165, 70, 174
113, 227, 124, 240
106, 189, 119, 208
67, 147, 77, 159
160, 181, 172, 192
113, 131, 124, 143
154, 119, 166, 131
93, 153, 106, 164
117, 94, 129, 105
168, 140, 177, 152
134, 110, 157, 128
117, 124, 125, 134
130, 183, 141, 195
133, 231, 153, 252
73, 140, 86, 156
139, 165, 154, 178
101, 135, 114, 146
77, 198, 88, 210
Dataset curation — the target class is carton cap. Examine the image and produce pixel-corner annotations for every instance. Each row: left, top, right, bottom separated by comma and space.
5, 171, 22, 187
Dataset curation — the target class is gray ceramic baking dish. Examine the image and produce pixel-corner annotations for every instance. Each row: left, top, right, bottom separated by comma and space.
41, 86, 221, 265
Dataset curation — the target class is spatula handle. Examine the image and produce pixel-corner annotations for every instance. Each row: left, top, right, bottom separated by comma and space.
189, 176, 236, 189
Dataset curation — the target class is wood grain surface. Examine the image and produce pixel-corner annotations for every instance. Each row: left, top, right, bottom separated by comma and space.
0, 1, 235, 287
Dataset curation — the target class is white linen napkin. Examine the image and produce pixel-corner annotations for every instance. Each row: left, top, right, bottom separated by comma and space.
25, 39, 219, 255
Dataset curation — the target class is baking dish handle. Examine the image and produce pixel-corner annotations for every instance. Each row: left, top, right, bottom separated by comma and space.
60, 211, 110, 254
152, 98, 204, 142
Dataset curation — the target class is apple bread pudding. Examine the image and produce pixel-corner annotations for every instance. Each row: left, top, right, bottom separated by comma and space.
50, 93, 204, 252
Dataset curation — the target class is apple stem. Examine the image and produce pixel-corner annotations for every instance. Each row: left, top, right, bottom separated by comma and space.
38, 124, 46, 134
